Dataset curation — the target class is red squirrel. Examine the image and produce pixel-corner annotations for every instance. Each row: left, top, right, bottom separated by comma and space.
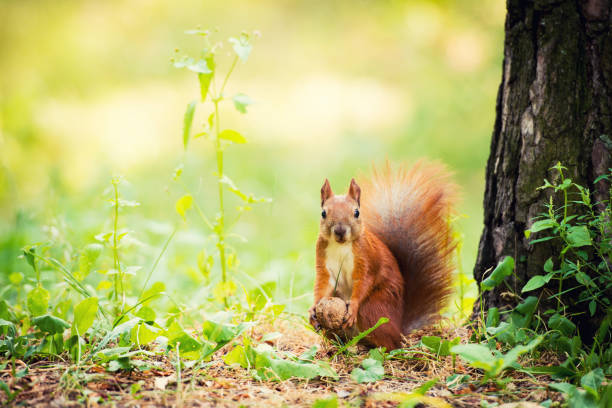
309, 162, 457, 350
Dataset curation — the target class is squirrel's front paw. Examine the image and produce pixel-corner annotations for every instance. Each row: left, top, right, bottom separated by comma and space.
308, 305, 321, 331
343, 301, 359, 328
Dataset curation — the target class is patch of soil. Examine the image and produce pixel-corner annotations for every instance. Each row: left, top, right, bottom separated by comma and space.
0, 319, 563, 407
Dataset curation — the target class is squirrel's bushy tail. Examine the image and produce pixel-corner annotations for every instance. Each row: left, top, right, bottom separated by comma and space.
361, 161, 458, 332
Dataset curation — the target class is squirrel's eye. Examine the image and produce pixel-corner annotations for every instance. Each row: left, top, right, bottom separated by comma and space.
354, 209, 360, 218
321, 210, 327, 219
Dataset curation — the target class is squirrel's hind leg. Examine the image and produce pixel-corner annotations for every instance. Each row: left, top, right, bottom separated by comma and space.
357, 289, 404, 350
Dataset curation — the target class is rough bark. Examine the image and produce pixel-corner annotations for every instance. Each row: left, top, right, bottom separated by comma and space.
474, 0, 612, 338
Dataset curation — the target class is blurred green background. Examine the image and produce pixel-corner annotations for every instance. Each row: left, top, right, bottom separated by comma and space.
0, 0, 504, 316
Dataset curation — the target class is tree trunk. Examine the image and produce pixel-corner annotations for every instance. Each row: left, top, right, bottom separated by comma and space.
474, 0, 612, 338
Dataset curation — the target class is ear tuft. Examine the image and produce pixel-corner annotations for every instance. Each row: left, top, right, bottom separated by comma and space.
321, 179, 333, 207
348, 178, 361, 206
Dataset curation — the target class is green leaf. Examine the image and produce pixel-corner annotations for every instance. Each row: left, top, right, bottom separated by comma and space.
528, 236, 556, 244
198, 74, 212, 102
27, 285, 50, 316
108, 357, 133, 372
451, 337, 542, 380
232, 93, 253, 114
446, 373, 470, 389
8, 272, 23, 284
298, 345, 318, 362
225, 343, 337, 381
580, 368, 603, 398
549, 382, 576, 395
135, 306, 156, 322
568, 389, 599, 408
219, 175, 270, 204
0, 379, 17, 403
367, 348, 385, 363
223, 345, 249, 367
54, 300, 71, 320
589, 300, 596, 316
32, 314, 70, 334
183, 101, 196, 150
95, 346, 132, 363
481, 256, 514, 291
89, 318, 140, 361
228, 34, 252, 62
550, 381, 599, 408
333, 317, 389, 358
197, 249, 213, 278
599, 383, 612, 408
566, 225, 591, 247
548, 313, 576, 336
131, 322, 161, 346
248, 281, 275, 312
519, 365, 575, 377
371, 391, 450, 407
486, 307, 499, 328
130, 382, 143, 399
510, 296, 539, 329
0, 319, 16, 337
173, 56, 212, 74
499, 336, 542, 371
414, 378, 438, 395
575, 271, 594, 287
175, 194, 193, 220
212, 280, 237, 303
141, 282, 165, 305
521, 274, 551, 292
260, 351, 337, 381
543, 257, 554, 273
0, 301, 17, 322
559, 178, 572, 190
529, 219, 556, 233
72, 297, 98, 336
173, 164, 183, 180
77, 243, 103, 281
351, 357, 384, 383
202, 319, 250, 344
218, 129, 247, 144
197, 53, 215, 102
486, 321, 513, 344
450, 344, 497, 368
429, 337, 459, 357
421, 336, 448, 356
312, 396, 338, 408
165, 321, 202, 360
23, 247, 37, 272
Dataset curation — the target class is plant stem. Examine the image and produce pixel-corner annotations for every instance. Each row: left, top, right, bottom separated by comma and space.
112, 181, 124, 314
219, 56, 238, 97
176, 342, 183, 408
137, 226, 177, 301
559, 168, 567, 311
213, 100, 228, 308
33, 253, 40, 286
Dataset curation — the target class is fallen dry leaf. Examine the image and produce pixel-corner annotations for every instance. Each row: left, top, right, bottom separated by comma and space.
154, 374, 176, 390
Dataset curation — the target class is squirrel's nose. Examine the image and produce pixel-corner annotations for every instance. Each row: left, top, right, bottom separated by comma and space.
333, 225, 347, 240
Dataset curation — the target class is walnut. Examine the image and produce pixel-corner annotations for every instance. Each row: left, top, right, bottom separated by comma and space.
315, 297, 347, 330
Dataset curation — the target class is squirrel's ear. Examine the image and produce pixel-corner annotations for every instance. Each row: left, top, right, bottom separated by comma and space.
321, 179, 333, 207
348, 178, 361, 206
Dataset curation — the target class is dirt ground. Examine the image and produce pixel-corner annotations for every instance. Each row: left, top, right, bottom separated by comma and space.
0, 319, 564, 407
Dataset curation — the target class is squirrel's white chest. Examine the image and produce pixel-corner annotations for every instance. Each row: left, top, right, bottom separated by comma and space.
325, 241, 354, 301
